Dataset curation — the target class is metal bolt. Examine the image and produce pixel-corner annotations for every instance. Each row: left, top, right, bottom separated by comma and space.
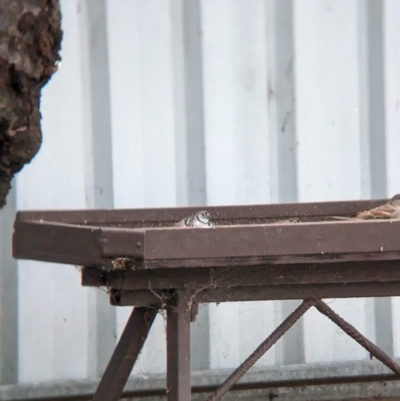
136, 242, 142, 249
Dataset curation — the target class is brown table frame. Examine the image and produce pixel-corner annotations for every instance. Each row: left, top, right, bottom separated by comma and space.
12, 198, 400, 401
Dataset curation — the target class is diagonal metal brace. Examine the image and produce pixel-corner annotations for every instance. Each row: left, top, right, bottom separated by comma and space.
314, 299, 400, 375
206, 299, 315, 401
92, 306, 158, 401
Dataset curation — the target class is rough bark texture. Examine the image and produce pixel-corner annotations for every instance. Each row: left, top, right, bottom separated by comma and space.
0, 0, 62, 208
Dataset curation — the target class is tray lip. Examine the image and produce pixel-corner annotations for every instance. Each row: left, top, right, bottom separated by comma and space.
13, 197, 389, 226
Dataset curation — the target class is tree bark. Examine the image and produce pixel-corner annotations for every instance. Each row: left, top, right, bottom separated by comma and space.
0, 0, 62, 208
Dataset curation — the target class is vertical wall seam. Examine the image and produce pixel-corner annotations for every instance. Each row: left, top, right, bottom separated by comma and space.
360, 0, 392, 356
170, 0, 209, 369
0, 187, 18, 383
79, 0, 117, 377
268, 0, 304, 365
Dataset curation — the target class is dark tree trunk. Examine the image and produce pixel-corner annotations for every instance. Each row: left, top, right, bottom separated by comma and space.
0, 0, 62, 208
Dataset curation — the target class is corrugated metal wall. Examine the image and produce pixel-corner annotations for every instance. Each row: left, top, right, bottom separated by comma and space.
1, 0, 400, 390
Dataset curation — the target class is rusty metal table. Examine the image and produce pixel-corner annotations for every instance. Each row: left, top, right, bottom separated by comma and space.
12, 198, 400, 401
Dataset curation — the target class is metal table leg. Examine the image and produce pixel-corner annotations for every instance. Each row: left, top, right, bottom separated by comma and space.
167, 291, 191, 401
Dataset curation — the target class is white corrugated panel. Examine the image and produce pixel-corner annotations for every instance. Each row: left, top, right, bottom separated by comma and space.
0, 0, 399, 386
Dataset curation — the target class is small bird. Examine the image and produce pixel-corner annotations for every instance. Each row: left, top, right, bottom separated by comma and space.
357, 193, 400, 219
174, 215, 194, 227
331, 193, 400, 221
191, 210, 214, 227
174, 210, 214, 228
